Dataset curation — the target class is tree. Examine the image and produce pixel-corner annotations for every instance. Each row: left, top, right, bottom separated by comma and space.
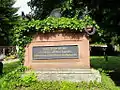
0, 0, 18, 45
28, 0, 82, 19
28, 0, 61, 19
28, 0, 120, 45
72, 0, 120, 45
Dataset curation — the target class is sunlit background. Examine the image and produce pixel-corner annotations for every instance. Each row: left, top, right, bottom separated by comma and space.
13, 0, 31, 15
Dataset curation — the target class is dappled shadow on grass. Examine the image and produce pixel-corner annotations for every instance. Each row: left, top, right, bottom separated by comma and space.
90, 56, 120, 71
90, 56, 120, 86
109, 71, 120, 86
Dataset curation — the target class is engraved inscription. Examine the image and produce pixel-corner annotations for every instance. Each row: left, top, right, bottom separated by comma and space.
32, 45, 79, 60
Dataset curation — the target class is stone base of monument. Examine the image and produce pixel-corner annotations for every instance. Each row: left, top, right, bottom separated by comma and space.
35, 69, 101, 82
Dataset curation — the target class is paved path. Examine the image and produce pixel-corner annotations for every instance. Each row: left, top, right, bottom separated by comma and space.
2, 59, 19, 64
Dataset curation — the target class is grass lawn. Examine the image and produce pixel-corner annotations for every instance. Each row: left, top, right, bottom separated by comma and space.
90, 56, 120, 71
0, 56, 120, 90
91, 56, 120, 87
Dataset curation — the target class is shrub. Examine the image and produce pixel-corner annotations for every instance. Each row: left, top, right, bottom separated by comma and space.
20, 71, 37, 86
0, 65, 27, 89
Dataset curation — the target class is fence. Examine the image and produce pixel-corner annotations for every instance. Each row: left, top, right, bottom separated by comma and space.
0, 46, 16, 55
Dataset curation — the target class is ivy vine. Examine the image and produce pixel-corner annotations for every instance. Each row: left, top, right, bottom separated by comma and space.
12, 16, 99, 62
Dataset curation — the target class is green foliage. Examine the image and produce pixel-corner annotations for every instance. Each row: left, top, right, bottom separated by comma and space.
101, 73, 120, 90
0, 61, 38, 90
21, 72, 37, 86
28, 0, 86, 19
2, 76, 118, 90
0, 65, 28, 89
28, 0, 63, 19
13, 16, 98, 62
0, 59, 120, 90
28, 0, 120, 44
73, 0, 120, 44
0, 0, 19, 45
22, 81, 105, 90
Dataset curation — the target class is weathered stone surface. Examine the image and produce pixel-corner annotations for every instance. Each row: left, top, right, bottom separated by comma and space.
24, 32, 90, 69
35, 69, 101, 82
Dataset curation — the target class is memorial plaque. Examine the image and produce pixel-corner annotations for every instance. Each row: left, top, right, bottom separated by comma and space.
32, 45, 79, 60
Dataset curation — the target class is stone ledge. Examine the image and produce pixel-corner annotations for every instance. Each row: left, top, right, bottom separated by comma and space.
35, 69, 101, 82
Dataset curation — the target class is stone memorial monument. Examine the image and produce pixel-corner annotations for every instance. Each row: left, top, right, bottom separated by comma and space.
24, 30, 101, 82
21, 9, 101, 82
